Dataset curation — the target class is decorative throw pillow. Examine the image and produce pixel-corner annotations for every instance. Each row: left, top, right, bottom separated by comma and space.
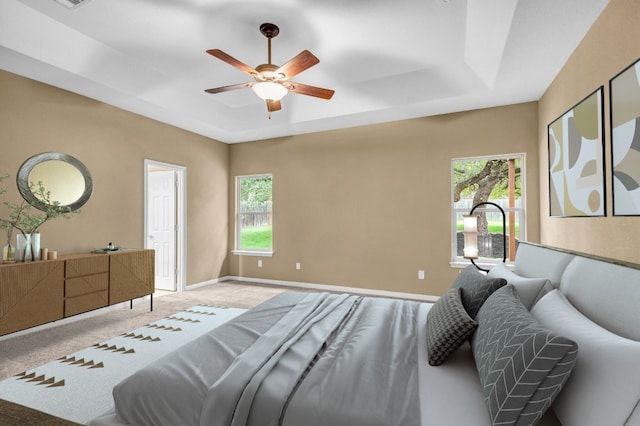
471, 285, 578, 426
452, 265, 506, 318
487, 262, 553, 309
426, 287, 478, 366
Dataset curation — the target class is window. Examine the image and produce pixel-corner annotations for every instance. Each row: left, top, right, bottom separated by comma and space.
235, 174, 273, 255
451, 155, 524, 266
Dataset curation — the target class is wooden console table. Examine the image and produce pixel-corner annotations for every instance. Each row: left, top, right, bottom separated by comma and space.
0, 249, 154, 336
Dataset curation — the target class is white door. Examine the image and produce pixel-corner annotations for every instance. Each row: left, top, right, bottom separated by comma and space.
147, 170, 177, 291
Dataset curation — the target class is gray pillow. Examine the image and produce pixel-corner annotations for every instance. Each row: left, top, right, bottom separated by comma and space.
487, 262, 553, 309
452, 265, 506, 318
471, 285, 578, 426
426, 287, 478, 366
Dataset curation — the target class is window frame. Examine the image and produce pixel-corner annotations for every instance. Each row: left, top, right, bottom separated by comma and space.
450, 153, 526, 268
232, 173, 273, 257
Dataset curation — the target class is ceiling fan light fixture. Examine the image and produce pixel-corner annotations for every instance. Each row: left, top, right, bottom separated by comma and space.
205, 23, 333, 114
252, 81, 288, 102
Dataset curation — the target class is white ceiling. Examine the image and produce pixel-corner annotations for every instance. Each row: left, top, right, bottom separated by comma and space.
0, 0, 609, 144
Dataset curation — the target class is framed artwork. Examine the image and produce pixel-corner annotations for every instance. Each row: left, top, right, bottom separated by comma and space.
547, 87, 605, 217
610, 58, 640, 216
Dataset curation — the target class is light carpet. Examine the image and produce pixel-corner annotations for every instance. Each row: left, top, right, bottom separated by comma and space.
0, 304, 246, 425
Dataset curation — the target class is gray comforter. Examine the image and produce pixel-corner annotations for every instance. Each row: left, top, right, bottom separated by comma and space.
113, 292, 421, 426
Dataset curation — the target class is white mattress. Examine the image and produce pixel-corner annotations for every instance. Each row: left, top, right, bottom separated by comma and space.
417, 303, 490, 426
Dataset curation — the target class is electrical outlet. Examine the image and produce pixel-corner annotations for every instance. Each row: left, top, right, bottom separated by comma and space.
418, 270, 425, 280
296, 262, 301, 270
258, 259, 262, 268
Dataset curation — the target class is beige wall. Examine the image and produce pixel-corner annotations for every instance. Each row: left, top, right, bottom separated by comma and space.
0, 69, 230, 285
538, 0, 640, 263
229, 102, 540, 297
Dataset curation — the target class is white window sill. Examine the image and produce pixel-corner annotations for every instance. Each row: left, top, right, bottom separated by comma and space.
449, 260, 514, 270
232, 250, 273, 257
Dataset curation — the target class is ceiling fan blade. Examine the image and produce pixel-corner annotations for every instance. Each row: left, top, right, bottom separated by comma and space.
204, 82, 253, 94
287, 82, 335, 100
206, 49, 258, 76
267, 100, 282, 112
275, 50, 319, 79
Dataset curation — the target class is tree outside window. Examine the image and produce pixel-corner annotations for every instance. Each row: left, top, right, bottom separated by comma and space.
452, 155, 524, 264
237, 174, 272, 252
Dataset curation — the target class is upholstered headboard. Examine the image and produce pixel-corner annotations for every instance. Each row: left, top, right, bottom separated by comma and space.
559, 257, 640, 341
513, 242, 574, 287
511, 242, 640, 425
514, 242, 640, 342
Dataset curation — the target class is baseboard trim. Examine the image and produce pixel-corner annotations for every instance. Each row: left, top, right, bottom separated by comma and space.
221, 276, 439, 303
185, 276, 229, 291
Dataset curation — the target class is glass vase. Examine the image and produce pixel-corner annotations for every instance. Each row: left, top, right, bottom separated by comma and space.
2, 243, 15, 263
16, 233, 33, 262
3, 226, 16, 263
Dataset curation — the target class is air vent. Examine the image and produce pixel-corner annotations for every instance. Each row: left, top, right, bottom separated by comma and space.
53, 0, 91, 9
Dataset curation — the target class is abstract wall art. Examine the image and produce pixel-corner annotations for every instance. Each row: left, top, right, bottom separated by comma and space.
547, 87, 605, 217
610, 58, 640, 216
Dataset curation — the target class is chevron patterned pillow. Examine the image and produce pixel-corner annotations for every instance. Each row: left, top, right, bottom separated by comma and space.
426, 287, 478, 366
471, 285, 578, 426
452, 265, 506, 318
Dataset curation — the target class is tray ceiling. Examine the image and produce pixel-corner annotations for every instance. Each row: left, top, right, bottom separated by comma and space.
0, 0, 609, 143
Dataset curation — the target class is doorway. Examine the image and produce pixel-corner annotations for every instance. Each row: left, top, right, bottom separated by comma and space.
144, 160, 186, 292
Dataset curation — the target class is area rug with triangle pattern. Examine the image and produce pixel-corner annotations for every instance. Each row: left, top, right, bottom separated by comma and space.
0, 305, 246, 425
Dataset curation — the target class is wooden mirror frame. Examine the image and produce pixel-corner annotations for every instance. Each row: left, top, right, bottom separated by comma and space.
17, 152, 93, 212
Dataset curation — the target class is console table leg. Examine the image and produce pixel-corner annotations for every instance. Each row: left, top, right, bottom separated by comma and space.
150, 293, 153, 311
130, 300, 133, 309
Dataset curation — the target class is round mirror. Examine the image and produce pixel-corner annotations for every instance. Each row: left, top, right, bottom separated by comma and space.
17, 152, 93, 212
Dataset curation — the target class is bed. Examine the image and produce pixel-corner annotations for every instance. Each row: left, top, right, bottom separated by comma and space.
90, 242, 640, 426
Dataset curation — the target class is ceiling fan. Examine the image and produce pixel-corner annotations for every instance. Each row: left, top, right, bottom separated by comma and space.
205, 23, 335, 118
